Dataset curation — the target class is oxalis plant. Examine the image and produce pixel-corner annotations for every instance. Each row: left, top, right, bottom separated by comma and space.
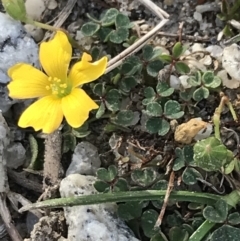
5, 2, 240, 241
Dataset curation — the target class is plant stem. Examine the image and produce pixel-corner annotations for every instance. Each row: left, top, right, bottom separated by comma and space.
189, 220, 215, 241
19, 190, 224, 212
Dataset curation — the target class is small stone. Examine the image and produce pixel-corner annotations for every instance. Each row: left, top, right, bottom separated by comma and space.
170, 75, 180, 89
60, 174, 140, 241
0, 12, 39, 84
174, 118, 208, 144
6, 142, 26, 168
193, 11, 202, 22
217, 69, 240, 89
25, 0, 46, 21
222, 44, 240, 81
66, 141, 101, 176
24, 24, 44, 42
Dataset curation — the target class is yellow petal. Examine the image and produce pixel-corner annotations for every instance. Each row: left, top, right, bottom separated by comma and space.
18, 96, 63, 133
8, 63, 50, 99
61, 88, 98, 128
69, 53, 107, 87
39, 31, 72, 80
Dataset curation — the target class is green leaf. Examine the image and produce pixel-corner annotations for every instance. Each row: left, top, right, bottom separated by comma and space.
113, 110, 135, 126
210, 225, 240, 241
81, 22, 100, 36
113, 178, 129, 192
141, 210, 159, 238
93, 83, 105, 96
131, 168, 158, 187
105, 89, 121, 112
115, 13, 131, 28
94, 180, 110, 192
172, 42, 184, 59
142, 45, 154, 61
182, 167, 202, 185
101, 8, 119, 26
62, 133, 76, 153
96, 165, 118, 182
173, 146, 194, 171
156, 82, 174, 97
179, 88, 194, 101
120, 62, 140, 76
119, 76, 137, 93
147, 60, 164, 77
146, 102, 163, 117
159, 54, 173, 63
27, 134, 39, 169
118, 202, 143, 221
146, 117, 170, 136
72, 122, 90, 138
164, 100, 184, 119
109, 27, 129, 43
96, 102, 106, 119
202, 71, 222, 88
175, 61, 190, 74
228, 212, 240, 225
144, 87, 156, 98
169, 227, 189, 241
193, 87, 209, 101
97, 27, 112, 42
193, 137, 231, 171
151, 232, 168, 241
203, 199, 228, 223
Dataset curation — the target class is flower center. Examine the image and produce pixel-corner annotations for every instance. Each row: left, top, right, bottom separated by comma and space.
46, 77, 71, 98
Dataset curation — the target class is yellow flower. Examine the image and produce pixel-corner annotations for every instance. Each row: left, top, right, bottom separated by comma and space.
7, 31, 107, 134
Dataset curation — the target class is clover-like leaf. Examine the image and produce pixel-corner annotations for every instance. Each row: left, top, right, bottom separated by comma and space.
96, 165, 118, 182
81, 22, 100, 36
105, 89, 121, 111
210, 225, 240, 241
147, 59, 164, 77
101, 8, 119, 26
182, 167, 202, 185
164, 100, 184, 119
193, 87, 209, 101
93, 83, 105, 97
94, 180, 110, 192
97, 27, 112, 42
121, 62, 139, 76
113, 178, 129, 192
118, 201, 143, 221
141, 210, 159, 238
169, 227, 189, 241
202, 71, 222, 88
159, 54, 173, 63
142, 45, 154, 61
119, 76, 138, 93
172, 42, 184, 59
109, 27, 129, 43
62, 133, 76, 153
115, 13, 131, 28
187, 72, 201, 86
228, 212, 240, 225
203, 199, 228, 223
95, 102, 106, 119
156, 82, 174, 97
146, 102, 163, 117
144, 87, 156, 98
179, 88, 194, 101
131, 168, 158, 187
113, 110, 135, 126
175, 61, 190, 74
151, 232, 168, 241
146, 117, 170, 136
72, 123, 90, 138
193, 137, 230, 171
173, 146, 194, 171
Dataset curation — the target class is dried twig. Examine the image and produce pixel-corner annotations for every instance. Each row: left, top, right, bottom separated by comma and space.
43, 0, 78, 41
154, 171, 175, 227
138, 0, 169, 19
